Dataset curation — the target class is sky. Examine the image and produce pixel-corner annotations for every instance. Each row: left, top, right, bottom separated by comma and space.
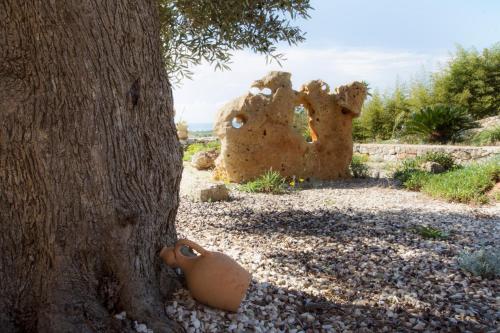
173, 0, 500, 125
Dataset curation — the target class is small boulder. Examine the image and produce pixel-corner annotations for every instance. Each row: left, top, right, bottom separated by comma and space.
199, 184, 229, 202
421, 161, 445, 174
191, 149, 219, 170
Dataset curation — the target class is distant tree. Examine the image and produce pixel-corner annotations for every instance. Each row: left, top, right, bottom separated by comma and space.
358, 91, 391, 140
385, 84, 411, 137
433, 44, 500, 119
159, 0, 312, 84
407, 77, 435, 113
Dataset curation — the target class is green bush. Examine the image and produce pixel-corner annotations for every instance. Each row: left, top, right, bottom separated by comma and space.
420, 152, 456, 171
183, 141, 220, 161
393, 152, 456, 186
394, 155, 498, 204
470, 126, 500, 146
404, 105, 479, 143
458, 248, 500, 279
403, 171, 431, 191
350, 154, 369, 178
393, 158, 421, 183
421, 159, 499, 204
239, 170, 287, 194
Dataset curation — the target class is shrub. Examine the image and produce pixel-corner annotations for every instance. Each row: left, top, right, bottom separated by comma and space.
413, 225, 448, 240
458, 247, 500, 279
404, 105, 479, 143
420, 152, 456, 171
470, 126, 500, 146
403, 171, 431, 191
394, 155, 498, 204
394, 152, 456, 186
183, 141, 220, 161
421, 158, 499, 204
239, 170, 287, 194
393, 158, 421, 183
350, 154, 369, 178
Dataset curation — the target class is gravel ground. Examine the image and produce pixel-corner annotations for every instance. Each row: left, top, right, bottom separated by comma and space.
167, 168, 499, 333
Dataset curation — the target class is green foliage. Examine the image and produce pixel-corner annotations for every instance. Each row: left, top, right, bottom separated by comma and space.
433, 44, 500, 119
356, 91, 393, 141
403, 171, 431, 191
352, 118, 369, 142
292, 105, 312, 142
407, 76, 435, 112
421, 152, 456, 171
355, 83, 426, 142
458, 248, 500, 279
356, 44, 500, 142
393, 151, 456, 185
421, 159, 499, 204
158, 0, 312, 84
413, 225, 448, 240
183, 141, 220, 161
393, 158, 422, 183
385, 85, 412, 137
470, 126, 500, 146
239, 170, 287, 194
350, 154, 369, 178
395, 155, 498, 204
404, 105, 479, 143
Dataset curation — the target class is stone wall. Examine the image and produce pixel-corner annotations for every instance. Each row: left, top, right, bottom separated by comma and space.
354, 143, 500, 163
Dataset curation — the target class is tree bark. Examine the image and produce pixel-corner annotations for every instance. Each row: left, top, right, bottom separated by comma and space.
0, 1, 183, 332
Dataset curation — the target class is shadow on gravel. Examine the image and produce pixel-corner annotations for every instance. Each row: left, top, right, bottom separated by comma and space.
216, 206, 496, 245
240, 279, 489, 332
211, 209, 498, 331
175, 194, 498, 331
298, 177, 397, 190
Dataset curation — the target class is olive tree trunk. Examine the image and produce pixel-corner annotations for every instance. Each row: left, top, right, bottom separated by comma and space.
0, 1, 183, 332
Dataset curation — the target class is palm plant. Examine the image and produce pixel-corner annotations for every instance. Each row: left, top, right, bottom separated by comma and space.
404, 105, 479, 143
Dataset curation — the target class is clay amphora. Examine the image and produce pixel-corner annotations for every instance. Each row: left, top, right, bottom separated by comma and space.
160, 239, 251, 312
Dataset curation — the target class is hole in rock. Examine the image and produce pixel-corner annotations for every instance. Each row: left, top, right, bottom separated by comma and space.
180, 245, 200, 257
293, 104, 314, 143
249, 87, 272, 95
231, 116, 246, 129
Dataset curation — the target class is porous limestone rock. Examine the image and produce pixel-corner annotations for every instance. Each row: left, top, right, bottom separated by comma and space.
191, 149, 219, 170
214, 71, 368, 182
198, 184, 229, 202
421, 161, 445, 174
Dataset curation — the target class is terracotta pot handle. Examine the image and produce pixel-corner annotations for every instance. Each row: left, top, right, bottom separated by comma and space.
174, 239, 207, 259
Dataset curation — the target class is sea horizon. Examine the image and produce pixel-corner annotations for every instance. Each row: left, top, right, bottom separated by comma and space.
188, 122, 214, 132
